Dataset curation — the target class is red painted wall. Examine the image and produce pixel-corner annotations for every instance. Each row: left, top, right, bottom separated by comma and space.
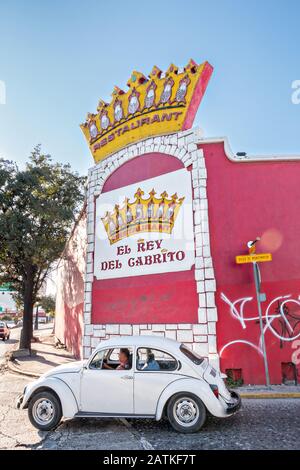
91, 153, 199, 325
201, 142, 300, 384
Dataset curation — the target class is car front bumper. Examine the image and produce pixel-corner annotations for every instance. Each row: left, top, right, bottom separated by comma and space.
225, 391, 241, 414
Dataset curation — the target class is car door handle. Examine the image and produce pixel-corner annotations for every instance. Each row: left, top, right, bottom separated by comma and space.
121, 375, 133, 380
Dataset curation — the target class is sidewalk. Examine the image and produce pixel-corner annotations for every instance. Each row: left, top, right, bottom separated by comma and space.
8, 327, 75, 378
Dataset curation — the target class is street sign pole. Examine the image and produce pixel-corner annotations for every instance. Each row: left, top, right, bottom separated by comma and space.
253, 261, 270, 388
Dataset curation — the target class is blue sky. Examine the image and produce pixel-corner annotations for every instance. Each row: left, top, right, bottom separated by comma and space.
0, 0, 299, 175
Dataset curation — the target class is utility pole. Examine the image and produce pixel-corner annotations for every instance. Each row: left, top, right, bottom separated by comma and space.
236, 237, 272, 387
252, 261, 270, 388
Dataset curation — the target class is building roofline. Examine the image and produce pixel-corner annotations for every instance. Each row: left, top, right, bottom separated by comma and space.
195, 135, 300, 163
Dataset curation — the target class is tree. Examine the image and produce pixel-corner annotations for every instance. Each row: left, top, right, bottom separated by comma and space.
0, 146, 86, 350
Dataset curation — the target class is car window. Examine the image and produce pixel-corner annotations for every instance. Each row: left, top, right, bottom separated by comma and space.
180, 344, 204, 365
136, 348, 178, 372
0, 322, 5, 327
90, 348, 133, 371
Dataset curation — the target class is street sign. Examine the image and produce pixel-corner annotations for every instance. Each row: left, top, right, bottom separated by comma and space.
235, 253, 272, 264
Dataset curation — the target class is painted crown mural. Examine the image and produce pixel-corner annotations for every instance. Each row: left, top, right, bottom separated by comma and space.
101, 188, 185, 245
81, 59, 213, 163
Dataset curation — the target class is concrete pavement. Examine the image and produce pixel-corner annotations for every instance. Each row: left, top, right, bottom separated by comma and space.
7, 324, 75, 378
1, 326, 300, 450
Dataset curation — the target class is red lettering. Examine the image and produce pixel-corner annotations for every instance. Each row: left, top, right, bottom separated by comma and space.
141, 117, 150, 126
151, 114, 160, 123
161, 113, 172, 122
153, 254, 162, 264
117, 245, 131, 255
155, 239, 163, 249
176, 250, 185, 261
137, 241, 145, 252
144, 255, 153, 265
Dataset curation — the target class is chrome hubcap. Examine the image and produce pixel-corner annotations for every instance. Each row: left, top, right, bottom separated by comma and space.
173, 398, 199, 427
32, 398, 54, 425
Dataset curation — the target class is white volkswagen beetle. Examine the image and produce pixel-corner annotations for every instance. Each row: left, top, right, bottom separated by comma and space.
17, 336, 241, 433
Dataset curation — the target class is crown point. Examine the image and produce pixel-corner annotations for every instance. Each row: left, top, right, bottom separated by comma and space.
149, 65, 162, 79
97, 99, 108, 111
127, 71, 147, 88
185, 59, 198, 73
112, 86, 125, 97
135, 188, 144, 198
167, 63, 179, 75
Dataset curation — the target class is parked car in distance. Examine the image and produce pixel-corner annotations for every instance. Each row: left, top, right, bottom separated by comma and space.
0, 321, 10, 341
17, 336, 241, 433
17, 320, 23, 327
6, 321, 16, 329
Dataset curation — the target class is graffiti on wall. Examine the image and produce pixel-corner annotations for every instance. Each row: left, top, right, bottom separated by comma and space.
220, 292, 300, 363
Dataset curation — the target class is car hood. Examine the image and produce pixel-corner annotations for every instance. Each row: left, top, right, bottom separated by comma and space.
42, 360, 85, 378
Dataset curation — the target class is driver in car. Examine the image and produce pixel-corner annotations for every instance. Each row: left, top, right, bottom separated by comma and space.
103, 348, 131, 370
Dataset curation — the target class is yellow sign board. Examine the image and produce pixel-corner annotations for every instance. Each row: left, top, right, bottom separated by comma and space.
81, 59, 213, 163
236, 253, 272, 264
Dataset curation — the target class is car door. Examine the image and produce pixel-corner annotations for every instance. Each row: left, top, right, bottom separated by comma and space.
80, 347, 134, 414
134, 347, 183, 415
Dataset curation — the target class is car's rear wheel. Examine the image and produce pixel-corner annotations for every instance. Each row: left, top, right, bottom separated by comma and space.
28, 391, 62, 431
167, 392, 206, 433
2, 337, 5, 341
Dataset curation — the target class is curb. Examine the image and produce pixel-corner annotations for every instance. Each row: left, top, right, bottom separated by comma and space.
239, 392, 300, 399
7, 360, 41, 379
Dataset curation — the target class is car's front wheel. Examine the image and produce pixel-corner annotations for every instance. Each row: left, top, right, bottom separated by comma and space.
28, 391, 62, 431
167, 393, 206, 433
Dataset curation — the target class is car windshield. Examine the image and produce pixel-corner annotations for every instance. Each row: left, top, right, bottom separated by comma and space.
0, 322, 5, 327
180, 344, 205, 365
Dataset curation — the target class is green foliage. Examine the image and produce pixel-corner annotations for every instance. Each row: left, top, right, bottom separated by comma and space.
1, 315, 12, 321
225, 370, 244, 388
38, 294, 56, 315
0, 145, 86, 347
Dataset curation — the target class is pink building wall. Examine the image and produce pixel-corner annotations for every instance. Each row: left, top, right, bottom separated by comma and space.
201, 141, 300, 384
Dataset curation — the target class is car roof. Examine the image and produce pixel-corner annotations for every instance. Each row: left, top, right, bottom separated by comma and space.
94, 335, 182, 354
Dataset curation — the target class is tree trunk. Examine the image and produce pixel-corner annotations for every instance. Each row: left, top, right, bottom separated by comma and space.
19, 272, 34, 350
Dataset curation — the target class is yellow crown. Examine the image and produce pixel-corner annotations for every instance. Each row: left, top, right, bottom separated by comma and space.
81, 59, 213, 163
101, 188, 185, 245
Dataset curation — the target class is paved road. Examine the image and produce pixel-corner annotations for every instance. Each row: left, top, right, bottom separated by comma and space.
0, 372, 299, 450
